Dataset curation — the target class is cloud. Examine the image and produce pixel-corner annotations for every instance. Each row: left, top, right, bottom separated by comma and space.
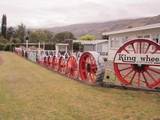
0, 0, 160, 28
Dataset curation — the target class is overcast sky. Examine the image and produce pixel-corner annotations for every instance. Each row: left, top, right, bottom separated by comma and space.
0, 0, 160, 28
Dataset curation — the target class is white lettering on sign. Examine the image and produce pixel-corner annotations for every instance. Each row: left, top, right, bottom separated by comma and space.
115, 53, 160, 65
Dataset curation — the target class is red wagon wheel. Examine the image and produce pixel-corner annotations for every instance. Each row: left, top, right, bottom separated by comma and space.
66, 56, 78, 79
79, 52, 98, 83
52, 56, 59, 71
37, 51, 44, 64
58, 56, 66, 74
113, 39, 160, 89
43, 56, 48, 66
47, 56, 53, 67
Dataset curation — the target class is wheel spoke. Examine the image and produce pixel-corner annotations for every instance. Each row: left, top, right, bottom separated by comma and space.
152, 48, 158, 54
145, 70, 156, 82
142, 72, 149, 86
129, 71, 137, 84
144, 43, 151, 54
148, 67, 160, 74
91, 66, 97, 71
139, 42, 142, 53
137, 72, 141, 87
124, 69, 134, 79
124, 48, 130, 53
131, 43, 136, 53
120, 66, 132, 71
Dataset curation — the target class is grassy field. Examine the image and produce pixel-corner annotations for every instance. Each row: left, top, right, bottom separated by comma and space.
0, 52, 160, 120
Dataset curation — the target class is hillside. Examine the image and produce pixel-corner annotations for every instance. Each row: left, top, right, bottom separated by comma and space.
47, 15, 160, 39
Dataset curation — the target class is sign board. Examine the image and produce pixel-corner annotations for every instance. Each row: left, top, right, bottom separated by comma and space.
115, 53, 160, 65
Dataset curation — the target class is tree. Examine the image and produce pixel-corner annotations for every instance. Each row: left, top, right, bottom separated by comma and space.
1, 14, 7, 38
44, 30, 54, 43
80, 34, 96, 41
16, 24, 26, 43
53, 31, 76, 43
30, 30, 54, 43
7, 26, 16, 41
0, 36, 8, 44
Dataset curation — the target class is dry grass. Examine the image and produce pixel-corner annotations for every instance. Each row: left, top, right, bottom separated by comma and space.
0, 52, 160, 120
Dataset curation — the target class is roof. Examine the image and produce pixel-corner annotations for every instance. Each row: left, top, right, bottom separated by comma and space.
102, 23, 160, 35
55, 43, 69, 46
73, 40, 108, 45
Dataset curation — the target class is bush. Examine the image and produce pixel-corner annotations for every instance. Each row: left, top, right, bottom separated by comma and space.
80, 34, 96, 41
0, 43, 5, 50
73, 42, 84, 52
0, 43, 14, 51
0, 36, 9, 44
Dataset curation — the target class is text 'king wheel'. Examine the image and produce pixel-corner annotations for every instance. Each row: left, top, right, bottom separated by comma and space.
113, 39, 160, 89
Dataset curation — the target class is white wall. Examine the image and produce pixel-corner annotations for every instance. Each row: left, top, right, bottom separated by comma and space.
83, 41, 108, 56
83, 44, 95, 51
107, 27, 160, 60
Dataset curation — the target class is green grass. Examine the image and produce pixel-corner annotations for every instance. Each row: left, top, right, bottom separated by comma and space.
0, 52, 160, 120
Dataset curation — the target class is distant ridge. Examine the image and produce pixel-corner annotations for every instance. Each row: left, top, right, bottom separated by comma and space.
46, 15, 160, 39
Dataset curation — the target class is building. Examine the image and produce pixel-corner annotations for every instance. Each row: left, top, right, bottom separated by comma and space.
102, 23, 160, 60
73, 40, 108, 56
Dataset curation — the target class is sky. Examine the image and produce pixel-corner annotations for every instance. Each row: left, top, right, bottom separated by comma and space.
0, 0, 160, 28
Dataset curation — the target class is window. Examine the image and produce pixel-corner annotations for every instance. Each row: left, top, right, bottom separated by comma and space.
122, 36, 128, 43
110, 37, 121, 49
137, 36, 143, 38
153, 34, 160, 44
144, 35, 150, 38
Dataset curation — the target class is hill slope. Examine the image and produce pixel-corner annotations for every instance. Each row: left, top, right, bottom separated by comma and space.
47, 15, 160, 39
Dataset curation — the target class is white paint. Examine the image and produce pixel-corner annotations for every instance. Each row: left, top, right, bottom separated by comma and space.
115, 53, 160, 65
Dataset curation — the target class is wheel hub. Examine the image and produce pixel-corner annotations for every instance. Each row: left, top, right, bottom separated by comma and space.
86, 63, 91, 72
132, 64, 148, 72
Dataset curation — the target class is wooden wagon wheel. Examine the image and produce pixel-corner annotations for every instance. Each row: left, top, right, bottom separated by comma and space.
47, 55, 53, 67
43, 56, 48, 65
37, 51, 45, 64
79, 52, 105, 84
66, 55, 78, 79
52, 56, 59, 71
58, 56, 66, 74
113, 39, 160, 89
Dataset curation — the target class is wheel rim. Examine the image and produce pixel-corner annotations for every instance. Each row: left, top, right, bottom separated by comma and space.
66, 56, 78, 79
79, 52, 97, 83
113, 39, 160, 89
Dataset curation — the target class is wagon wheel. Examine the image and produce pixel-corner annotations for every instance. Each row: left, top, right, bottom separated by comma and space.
79, 52, 97, 83
58, 57, 66, 74
47, 56, 53, 67
37, 51, 44, 64
66, 56, 78, 79
52, 56, 59, 71
43, 56, 48, 65
113, 39, 160, 89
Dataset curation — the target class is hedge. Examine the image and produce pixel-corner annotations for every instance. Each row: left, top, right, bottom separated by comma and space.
0, 43, 14, 51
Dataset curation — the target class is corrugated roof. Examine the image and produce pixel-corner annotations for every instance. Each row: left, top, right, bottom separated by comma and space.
102, 23, 160, 35
73, 40, 108, 45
